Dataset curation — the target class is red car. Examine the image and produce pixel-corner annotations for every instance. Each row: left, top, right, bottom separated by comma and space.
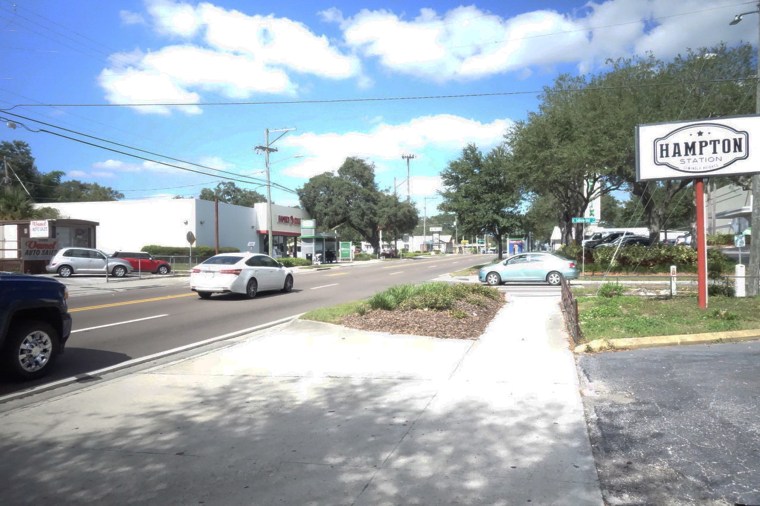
111, 251, 171, 274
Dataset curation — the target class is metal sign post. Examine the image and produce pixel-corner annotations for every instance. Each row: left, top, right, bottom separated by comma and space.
572, 217, 595, 277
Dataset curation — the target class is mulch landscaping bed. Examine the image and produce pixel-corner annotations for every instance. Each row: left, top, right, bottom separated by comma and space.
340, 296, 506, 339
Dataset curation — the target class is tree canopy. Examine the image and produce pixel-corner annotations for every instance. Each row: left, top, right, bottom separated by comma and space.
298, 157, 419, 253
509, 43, 754, 245
199, 181, 266, 207
439, 144, 522, 258
0, 141, 123, 219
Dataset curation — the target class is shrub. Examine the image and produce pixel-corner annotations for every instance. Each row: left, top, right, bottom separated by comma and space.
598, 282, 625, 298
707, 234, 734, 246
278, 257, 311, 267
354, 253, 373, 261
367, 282, 500, 312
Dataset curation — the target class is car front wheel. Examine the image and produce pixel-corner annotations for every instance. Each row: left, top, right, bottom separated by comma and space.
2, 321, 60, 380
485, 272, 502, 286
246, 279, 258, 299
112, 265, 127, 278
282, 275, 293, 293
157, 265, 170, 275
546, 271, 563, 285
197, 291, 212, 299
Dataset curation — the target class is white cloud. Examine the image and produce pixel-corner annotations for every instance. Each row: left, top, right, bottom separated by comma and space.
145, 0, 202, 38
101, 1, 360, 113
410, 175, 442, 197
67, 170, 87, 178
91, 171, 116, 178
119, 10, 146, 26
280, 114, 511, 179
332, 1, 750, 81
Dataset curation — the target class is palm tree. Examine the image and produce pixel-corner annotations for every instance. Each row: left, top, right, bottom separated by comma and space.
0, 186, 34, 220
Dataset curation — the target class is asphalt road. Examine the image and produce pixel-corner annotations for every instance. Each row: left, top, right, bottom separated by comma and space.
577, 342, 760, 506
2, 255, 501, 395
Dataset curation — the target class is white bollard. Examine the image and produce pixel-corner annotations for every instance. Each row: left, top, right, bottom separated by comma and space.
670, 265, 677, 296
735, 264, 746, 298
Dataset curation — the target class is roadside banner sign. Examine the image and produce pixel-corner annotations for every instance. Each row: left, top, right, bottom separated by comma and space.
339, 241, 352, 260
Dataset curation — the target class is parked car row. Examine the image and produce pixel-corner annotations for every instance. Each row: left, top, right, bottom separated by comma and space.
584, 232, 652, 250
45, 247, 171, 278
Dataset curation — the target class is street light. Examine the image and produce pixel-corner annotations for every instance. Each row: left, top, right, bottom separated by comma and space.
729, 2, 760, 296
255, 127, 295, 257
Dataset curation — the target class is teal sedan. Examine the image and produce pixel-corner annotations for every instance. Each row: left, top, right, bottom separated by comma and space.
478, 252, 578, 286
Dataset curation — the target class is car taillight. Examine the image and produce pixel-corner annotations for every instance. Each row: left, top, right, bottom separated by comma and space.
569, 262, 576, 268
192, 268, 201, 273
220, 269, 242, 275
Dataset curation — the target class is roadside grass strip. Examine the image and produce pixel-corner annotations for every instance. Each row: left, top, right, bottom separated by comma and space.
576, 295, 760, 342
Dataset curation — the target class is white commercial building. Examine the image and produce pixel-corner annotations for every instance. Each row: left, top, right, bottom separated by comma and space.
36, 198, 308, 256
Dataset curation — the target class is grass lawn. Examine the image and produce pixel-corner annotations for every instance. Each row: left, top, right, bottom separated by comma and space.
577, 295, 760, 341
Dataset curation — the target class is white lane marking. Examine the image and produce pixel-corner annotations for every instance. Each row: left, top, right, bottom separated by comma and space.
311, 283, 338, 290
71, 314, 168, 334
389, 271, 403, 275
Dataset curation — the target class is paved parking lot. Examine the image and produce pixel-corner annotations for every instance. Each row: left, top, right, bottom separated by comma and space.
578, 341, 760, 505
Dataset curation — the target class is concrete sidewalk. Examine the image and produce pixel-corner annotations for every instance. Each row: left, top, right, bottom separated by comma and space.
0, 296, 602, 505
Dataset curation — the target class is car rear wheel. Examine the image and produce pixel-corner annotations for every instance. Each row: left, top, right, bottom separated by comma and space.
546, 271, 563, 285
197, 291, 212, 299
2, 321, 60, 380
485, 272, 502, 286
246, 279, 258, 299
282, 275, 293, 293
57, 265, 73, 278
112, 265, 127, 278
157, 265, 170, 275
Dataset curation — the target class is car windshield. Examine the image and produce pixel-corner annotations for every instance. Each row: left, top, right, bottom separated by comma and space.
202, 256, 243, 265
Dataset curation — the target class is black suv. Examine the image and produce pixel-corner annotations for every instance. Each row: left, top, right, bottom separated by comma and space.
0, 273, 73, 379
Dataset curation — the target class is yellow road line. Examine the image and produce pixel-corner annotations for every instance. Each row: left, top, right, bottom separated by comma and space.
70, 292, 196, 312
326, 272, 348, 277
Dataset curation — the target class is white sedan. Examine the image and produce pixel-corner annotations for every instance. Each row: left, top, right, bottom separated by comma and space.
190, 253, 294, 299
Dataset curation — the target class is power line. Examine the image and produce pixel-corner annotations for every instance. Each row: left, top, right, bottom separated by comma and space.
5, 77, 755, 110
0, 113, 300, 195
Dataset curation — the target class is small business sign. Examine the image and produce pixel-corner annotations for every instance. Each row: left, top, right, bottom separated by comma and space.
29, 220, 50, 238
637, 115, 760, 181
429, 226, 442, 232
22, 239, 58, 260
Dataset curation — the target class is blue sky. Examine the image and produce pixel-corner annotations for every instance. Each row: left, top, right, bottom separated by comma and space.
0, 0, 756, 214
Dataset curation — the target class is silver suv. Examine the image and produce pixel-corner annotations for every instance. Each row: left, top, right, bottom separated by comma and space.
46, 247, 133, 278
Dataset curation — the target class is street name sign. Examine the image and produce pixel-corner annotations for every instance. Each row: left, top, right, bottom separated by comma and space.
572, 217, 596, 224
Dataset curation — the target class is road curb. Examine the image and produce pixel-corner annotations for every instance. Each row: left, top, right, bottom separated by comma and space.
0, 314, 301, 405
574, 328, 760, 353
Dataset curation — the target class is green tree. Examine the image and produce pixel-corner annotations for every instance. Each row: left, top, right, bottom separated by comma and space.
508, 74, 628, 246
600, 193, 622, 228
591, 44, 753, 242
298, 157, 418, 253
523, 194, 561, 244
439, 144, 522, 259
0, 141, 41, 198
0, 186, 34, 219
199, 181, 266, 207
53, 181, 124, 201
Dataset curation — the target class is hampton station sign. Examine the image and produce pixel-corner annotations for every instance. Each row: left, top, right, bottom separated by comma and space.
636, 115, 760, 181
